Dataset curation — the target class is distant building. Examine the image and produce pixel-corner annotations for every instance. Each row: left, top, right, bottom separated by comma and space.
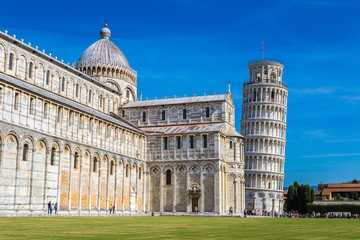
315, 183, 360, 201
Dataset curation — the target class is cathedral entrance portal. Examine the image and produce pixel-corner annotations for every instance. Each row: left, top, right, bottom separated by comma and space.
192, 197, 199, 212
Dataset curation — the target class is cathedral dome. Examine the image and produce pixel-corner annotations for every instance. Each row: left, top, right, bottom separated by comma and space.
77, 24, 130, 70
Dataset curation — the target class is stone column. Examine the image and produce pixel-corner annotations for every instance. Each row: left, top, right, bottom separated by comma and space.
97, 166, 101, 212
160, 170, 164, 213
43, 150, 49, 210
253, 196, 256, 210
4, 53, 8, 73
272, 198, 275, 214
234, 179, 238, 214
114, 162, 118, 214
172, 169, 176, 213
106, 164, 110, 213
186, 167, 191, 213
78, 155, 83, 214
214, 167, 220, 214
200, 168, 204, 213
29, 148, 36, 211
121, 165, 125, 212
56, 150, 63, 211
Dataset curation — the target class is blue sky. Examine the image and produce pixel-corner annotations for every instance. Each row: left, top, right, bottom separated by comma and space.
1, 0, 360, 187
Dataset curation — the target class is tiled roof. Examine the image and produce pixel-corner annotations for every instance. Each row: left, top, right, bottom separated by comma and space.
122, 94, 229, 108
0, 72, 143, 133
327, 184, 360, 188
140, 122, 243, 137
322, 188, 360, 195
141, 123, 225, 135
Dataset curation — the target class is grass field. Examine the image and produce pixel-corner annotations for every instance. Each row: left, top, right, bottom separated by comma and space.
0, 216, 359, 239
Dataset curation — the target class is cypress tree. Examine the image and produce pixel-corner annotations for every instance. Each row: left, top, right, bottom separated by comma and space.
311, 188, 315, 203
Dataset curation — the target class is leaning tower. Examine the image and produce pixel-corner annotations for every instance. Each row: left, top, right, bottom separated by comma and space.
241, 59, 288, 214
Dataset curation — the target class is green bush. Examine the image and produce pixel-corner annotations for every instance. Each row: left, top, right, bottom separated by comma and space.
307, 203, 360, 214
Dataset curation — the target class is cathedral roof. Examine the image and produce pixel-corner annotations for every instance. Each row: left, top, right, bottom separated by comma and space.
122, 94, 230, 108
77, 24, 130, 69
140, 123, 243, 138
0, 72, 142, 134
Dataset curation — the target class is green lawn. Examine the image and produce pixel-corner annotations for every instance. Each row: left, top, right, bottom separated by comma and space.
0, 216, 359, 239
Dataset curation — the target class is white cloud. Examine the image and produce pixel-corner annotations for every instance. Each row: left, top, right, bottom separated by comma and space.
292, 87, 337, 95
302, 153, 360, 158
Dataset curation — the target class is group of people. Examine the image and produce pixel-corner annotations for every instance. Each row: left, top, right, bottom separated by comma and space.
109, 204, 116, 214
47, 201, 58, 215
243, 209, 279, 217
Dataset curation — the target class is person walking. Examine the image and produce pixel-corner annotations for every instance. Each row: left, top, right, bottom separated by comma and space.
48, 201, 51, 214
109, 204, 113, 214
113, 204, 115, 214
54, 203, 58, 215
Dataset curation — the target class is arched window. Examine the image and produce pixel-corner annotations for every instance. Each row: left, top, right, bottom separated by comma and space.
93, 157, 98, 172
8, 53, 14, 70
74, 152, 79, 169
126, 90, 130, 98
256, 73, 261, 81
43, 102, 48, 118
22, 144, 29, 161
161, 110, 165, 120
270, 72, 276, 81
46, 70, 50, 85
110, 161, 114, 175
189, 136, 194, 149
29, 97, 35, 114
14, 92, 19, 110
183, 109, 187, 119
139, 168, 142, 180
61, 77, 65, 92
57, 107, 62, 122
163, 137, 168, 150
205, 107, 210, 118
50, 147, 56, 166
142, 112, 146, 122
88, 90, 92, 103
75, 84, 79, 98
99, 95, 103, 108
28, 62, 33, 79
126, 165, 129, 177
202, 135, 208, 148
166, 170, 171, 185
68, 110, 73, 126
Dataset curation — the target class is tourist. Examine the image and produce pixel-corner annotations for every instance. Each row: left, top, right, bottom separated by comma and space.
195, 206, 198, 214
113, 204, 115, 214
229, 207, 233, 215
54, 203, 58, 215
48, 201, 51, 214
109, 204, 113, 214
212, 207, 215, 213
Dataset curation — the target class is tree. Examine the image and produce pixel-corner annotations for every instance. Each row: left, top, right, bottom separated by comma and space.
286, 181, 314, 213
286, 185, 296, 212
334, 193, 344, 201
351, 192, 359, 200
311, 188, 315, 203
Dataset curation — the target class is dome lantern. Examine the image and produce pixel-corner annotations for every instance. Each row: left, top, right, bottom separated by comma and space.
100, 24, 111, 40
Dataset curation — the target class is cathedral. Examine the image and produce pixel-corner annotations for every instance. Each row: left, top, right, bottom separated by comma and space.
0, 24, 286, 216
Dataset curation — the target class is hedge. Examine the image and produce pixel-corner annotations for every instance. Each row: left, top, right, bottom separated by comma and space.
307, 203, 360, 214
